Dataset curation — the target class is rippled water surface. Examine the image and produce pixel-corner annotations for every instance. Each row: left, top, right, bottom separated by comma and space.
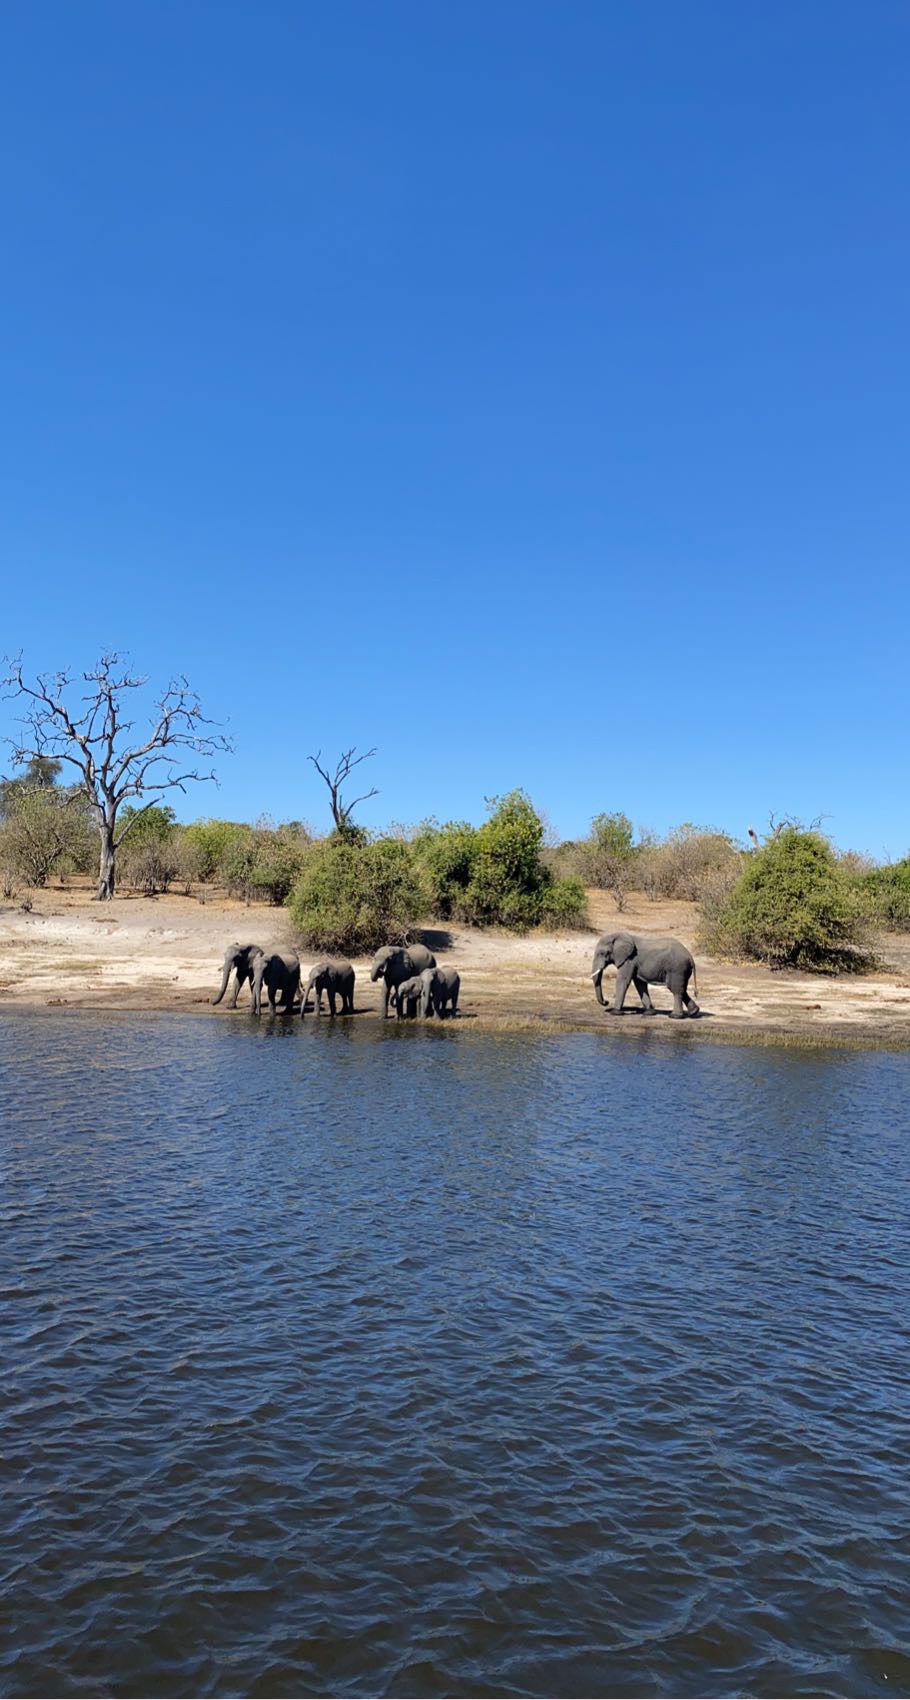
2, 1013, 910, 1697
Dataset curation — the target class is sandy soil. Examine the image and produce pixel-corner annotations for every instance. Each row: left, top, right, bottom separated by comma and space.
2, 883, 909, 1047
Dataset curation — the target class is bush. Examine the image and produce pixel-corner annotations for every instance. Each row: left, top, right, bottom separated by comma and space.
579, 812, 636, 910
412, 793, 588, 930
699, 826, 873, 973
248, 826, 310, 905
288, 837, 429, 954
639, 824, 742, 903
861, 856, 910, 931
0, 781, 95, 887
540, 875, 589, 927
117, 804, 178, 895
182, 818, 250, 883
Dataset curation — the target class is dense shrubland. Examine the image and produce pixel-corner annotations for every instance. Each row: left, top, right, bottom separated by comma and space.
2, 760, 907, 972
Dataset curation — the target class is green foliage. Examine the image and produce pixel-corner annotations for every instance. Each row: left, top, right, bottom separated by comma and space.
699, 827, 873, 973
579, 812, 636, 910
412, 791, 587, 930
0, 772, 94, 889
118, 804, 177, 845
288, 837, 428, 953
182, 818, 250, 883
861, 855, 910, 931
248, 826, 311, 904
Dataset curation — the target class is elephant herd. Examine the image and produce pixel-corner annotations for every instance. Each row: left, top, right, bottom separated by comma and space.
212, 932, 700, 1021
212, 940, 461, 1020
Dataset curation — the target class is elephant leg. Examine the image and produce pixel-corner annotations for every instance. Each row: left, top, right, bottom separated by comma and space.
383, 982, 391, 1018
684, 987, 700, 1016
611, 962, 634, 1013
227, 971, 241, 1010
328, 989, 337, 1016
668, 976, 686, 1018
633, 974, 655, 1013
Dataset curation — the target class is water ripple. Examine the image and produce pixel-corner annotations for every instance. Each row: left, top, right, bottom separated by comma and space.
1, 1014, 909, 1696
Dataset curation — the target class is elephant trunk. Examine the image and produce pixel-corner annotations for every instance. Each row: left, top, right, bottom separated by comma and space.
592, 967, 606, 1006
212, 961, 232, 1005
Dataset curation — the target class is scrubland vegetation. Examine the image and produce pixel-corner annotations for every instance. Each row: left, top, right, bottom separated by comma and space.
2, 758, 908, 975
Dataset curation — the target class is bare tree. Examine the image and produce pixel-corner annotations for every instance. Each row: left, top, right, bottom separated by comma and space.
308, 746, 378, 839
3, 653, 231, 899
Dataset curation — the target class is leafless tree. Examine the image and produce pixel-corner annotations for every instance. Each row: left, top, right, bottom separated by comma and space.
3, 653, 231, 899
308, 746, 378, 838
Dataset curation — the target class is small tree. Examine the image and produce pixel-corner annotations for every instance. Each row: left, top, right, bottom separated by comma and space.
580, 812, 636, 911
308, 746, 377, 841
288, 837, 428, 954
3, 654, 230, 899
0, 770, 94, 887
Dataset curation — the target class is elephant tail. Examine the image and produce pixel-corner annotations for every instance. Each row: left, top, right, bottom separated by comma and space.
691, 959, 698, 998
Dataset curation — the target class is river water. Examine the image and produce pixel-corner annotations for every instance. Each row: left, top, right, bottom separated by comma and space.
2, 1012, 909, 1697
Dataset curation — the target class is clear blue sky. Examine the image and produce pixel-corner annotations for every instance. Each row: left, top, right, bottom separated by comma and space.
1, 2, 907, 856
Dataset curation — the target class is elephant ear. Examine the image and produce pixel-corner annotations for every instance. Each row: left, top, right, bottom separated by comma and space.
612, 933, 637, 967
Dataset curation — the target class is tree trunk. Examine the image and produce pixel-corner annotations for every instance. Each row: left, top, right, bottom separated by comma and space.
97, 825, 116, 900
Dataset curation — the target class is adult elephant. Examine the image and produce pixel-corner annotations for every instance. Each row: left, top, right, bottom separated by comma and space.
302, 959, 355, 1017
591, 932, 699, 1019
421, 965, 460, 1018
213, 942, 264, 1009
370, 942, 436, 1018
251, 949, 301, 1016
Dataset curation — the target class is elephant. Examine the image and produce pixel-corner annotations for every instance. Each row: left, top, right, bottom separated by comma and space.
213, 942, 265, 1009
251, 949, 301, 1016
370, 942, 437, 1018
421, 965, 460, 1017
393, 974, 424, 1019
591, 932, 699, 1019
302, 959, 355, 1017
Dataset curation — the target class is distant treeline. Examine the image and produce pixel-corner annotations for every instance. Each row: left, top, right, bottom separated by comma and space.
1, 766, 908, 973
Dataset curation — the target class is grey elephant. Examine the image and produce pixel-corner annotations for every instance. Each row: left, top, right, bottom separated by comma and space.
393, 974, 423, 1019
302, 959, 355, 1017
591, 931, 699, 1019
213, 942, 265, 1009
251, 949, 301, 1016
370, 942, 437, 1018
421, 965, 460, 1017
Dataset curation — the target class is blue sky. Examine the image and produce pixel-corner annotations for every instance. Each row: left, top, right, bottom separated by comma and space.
1, 2, 907, 856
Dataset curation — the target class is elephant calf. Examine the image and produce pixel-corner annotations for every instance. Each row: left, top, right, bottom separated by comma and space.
393, 974, 424, 1019
591, 931, 699, 1019
302, 959, 355, 1017
421, 966, 460, 1017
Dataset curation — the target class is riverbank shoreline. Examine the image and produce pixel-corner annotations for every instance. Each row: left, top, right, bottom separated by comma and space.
3, 884, 910, 1051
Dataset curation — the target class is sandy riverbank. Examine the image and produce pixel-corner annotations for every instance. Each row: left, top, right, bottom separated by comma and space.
2, 884, 910, 1048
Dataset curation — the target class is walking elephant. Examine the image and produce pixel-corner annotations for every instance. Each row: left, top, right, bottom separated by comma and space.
421, 965, 460, 1017
370, 943, 436, 1018
591, 932, 699, 1019
251, 949, 301, 1016
302, 959, 355, 1017
212, 942, 265, 1009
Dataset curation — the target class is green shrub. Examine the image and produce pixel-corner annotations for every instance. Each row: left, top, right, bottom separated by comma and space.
699, 826, 873, 973
248, 827, 311, 905
411, 792, 588, 930
0, 779, 95, 888
540, 875, 589, 928
579, 812, 636, 910
861, 856, 910, 930
411, 818, 479, 917
288, 837, 429, 954
182, 818, 250, 883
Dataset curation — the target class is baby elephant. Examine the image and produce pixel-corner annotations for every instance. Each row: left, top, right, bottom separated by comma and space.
421, 965, 460, 1017
302, 959, 355, 1017
393, 974, 424, 1019
213, 942, 265, 1009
